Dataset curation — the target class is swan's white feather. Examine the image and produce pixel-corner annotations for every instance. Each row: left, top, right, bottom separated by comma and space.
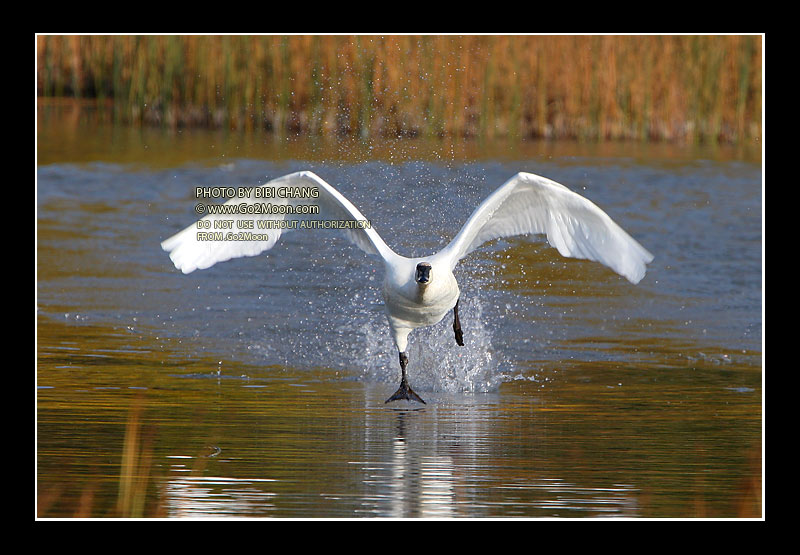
440, 172, 654, 284
161, 171, 397, 274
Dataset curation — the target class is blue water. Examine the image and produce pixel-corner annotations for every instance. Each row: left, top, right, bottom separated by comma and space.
37, 156, 762, 393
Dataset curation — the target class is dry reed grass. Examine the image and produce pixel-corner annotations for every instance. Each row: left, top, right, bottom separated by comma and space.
36, 35, 762, 143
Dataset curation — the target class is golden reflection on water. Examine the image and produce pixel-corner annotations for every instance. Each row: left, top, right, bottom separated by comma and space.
37, 98, 761, 168
37, 314, 761, 518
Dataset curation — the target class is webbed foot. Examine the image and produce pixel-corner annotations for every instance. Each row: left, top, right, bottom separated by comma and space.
385, 379, 426, 404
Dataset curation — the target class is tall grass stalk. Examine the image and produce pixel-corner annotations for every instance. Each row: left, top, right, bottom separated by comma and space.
36, 35, 762, 144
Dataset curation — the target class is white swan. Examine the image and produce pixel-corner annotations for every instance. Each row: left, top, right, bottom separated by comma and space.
162, 170, 653, 403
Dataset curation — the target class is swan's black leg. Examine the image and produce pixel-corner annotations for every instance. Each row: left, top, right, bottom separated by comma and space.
453, 298, 464, 346
385, 351, 426, 404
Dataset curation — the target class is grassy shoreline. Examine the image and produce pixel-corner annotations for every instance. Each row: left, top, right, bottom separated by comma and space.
36, 35, 762, 144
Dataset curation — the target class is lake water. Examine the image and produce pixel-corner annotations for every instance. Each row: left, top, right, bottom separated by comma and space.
36, 112, 763, 518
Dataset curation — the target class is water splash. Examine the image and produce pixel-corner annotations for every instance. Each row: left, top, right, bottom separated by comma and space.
238, 246, 532, 395
350, 292, 510, 395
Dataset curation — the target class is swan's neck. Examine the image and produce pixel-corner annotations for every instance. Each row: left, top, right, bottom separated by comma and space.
415, 282, 429, 304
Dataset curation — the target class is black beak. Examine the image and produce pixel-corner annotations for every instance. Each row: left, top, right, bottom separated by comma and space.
416, 263, 431, 284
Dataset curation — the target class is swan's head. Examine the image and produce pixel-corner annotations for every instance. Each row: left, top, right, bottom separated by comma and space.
415, 262, 432, 284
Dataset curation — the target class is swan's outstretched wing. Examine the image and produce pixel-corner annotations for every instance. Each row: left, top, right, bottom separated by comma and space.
161, 171, 396, 273
440, 172, 654, 284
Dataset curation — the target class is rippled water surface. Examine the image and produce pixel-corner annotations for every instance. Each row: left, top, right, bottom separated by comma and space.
37, 121, 762, 518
